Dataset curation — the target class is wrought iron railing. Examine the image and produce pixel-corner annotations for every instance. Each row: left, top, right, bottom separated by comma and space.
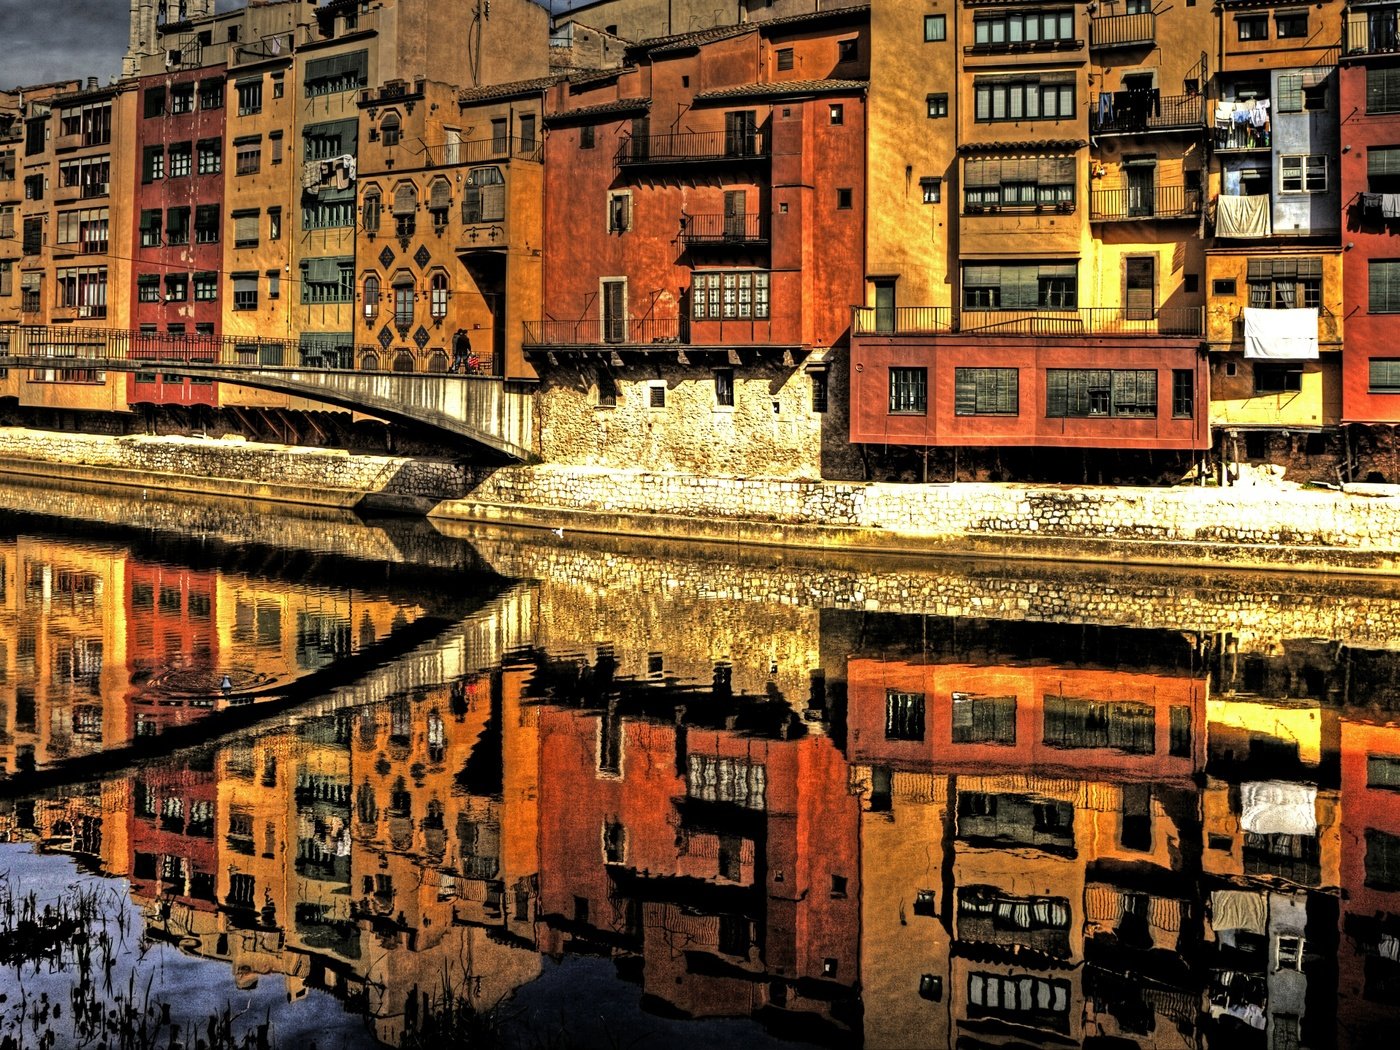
615, 129, 767, 166
852, 306, 1204, 337
679, 212, 767, 245
1090, 184, 1202, 221
1090, 92, 1207, 134
1089, 12, 1156, 49
522, 316, 682, 347
417, 135, 541, 167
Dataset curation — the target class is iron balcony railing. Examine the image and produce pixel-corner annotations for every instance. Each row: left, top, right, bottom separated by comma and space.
1089, 92, 1207, 134
679, 212, 768, 246
417, 135, 542, 167
853, 305, 1204, 337
1089, 184, 1202, 221
1214, 122, 1271, 151
615, 129, 768, 166
522, 317, 682, 347
1089, 12, 1156, 49
963, 35, 1083, 56
1344, 8, 1400, 56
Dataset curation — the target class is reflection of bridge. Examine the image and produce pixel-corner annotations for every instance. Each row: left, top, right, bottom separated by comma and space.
0, 325, 534, 459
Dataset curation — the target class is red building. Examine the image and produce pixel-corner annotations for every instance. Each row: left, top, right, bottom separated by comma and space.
129, 65, 227, 409
1340, 6, 1400, 426
125, 560, 218, 740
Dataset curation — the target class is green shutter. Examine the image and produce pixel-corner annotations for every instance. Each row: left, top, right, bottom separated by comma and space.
1370, 148, 1400, 177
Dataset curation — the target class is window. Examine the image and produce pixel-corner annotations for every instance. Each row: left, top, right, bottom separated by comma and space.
59, 102, 111, 146
196, 138, 221, 174
1368, 68, 1400, 114
811, 370, 829, 413
889, 367, 928, 414
952, 693, 1017, 744
144, 87, 166, 118
0, 149, 13, 181
164, 273, 187, 302
57, 208, 108, 253
21, 217, 43, 255
20, 271, 41, 310
302, 200, 355, 229
976, 76, 1075, 121
1237, 15, 1269, 40
1047, 369, 1157, 418
194, 272, 217, 302
428, 177, 451, 228
1371, 260, 1400, 313
394, 279, 414, 326
269, 207, 281, 241
692, 271, 770, 320
393, 183, 418, 236
194, 204, 219, 244
964, 156, 1074, 211
885, 690, 926, 741
608, 191, 631, 233
55, 266, 107, 318
1044, 695, 1155, 753
270, 130, 283, 164
380, 112, 401, 147
580, 125, 595, 150
236, 78, 262, 115
838, 38, 858, 62
649, 382, 666, 409
1248, 257, 1321, 308
463, 165, 504, 222
235, 140, 261, 175
430, 272, 448, 319
830, 103, 844, 125
836, 187, 853, 209
303, 50, 368, 97
777, 47, 794, 70
1304, 82, 1327, 110
166, 207, 189, 245
267, 272, 280, 299
168, 142, 191, 178
714, 367, 734, 407
964, 262, 1077, 309
1280, 155, 1326, 192
1254, 364, 1304, 393
362, 190, 381, 233
1172, 369, 1195, 418
142, 145, 164, 182
519, 114, 537, 154
0, 204, 10, 241
304, 119, 356, 161
954, 367, 1019, 416
925, 14, 947, 41
920, 177, 942, 203
363, 274, 380, 320
724, 110, 759, 156
199, 79, 223, 110
927, 93, 948, 118
491, 118, 508, 153
301, 258, 354, 304
24, 119, 45, 157
22, 174, 43, 201
1366, 828, 1400, 891
138, 275, 160, 302
973, 10, 1076, 50
1275, 11, 1308, 38
170, 84, 194, 115
1368, 754, 1400, 787
1214, 278, 1238, 297
232, 210, 259, 248
0, 261, 9, 298
140, 209, 162, 247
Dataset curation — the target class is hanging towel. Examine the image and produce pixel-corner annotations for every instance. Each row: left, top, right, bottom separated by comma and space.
302, 159, 322, 191
1364, 192, 1385, 212
1240, 779, 1318, 832
1215, 193, 1272, 238
1215, 101, 1235, 126
1243, 308, 1320, 360
1383, 193, 1400, 218
1210, 890, 1267, 934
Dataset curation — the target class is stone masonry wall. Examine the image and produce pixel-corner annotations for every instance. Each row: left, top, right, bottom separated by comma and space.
0, 428, 469, 500
463, 464, 1400, 553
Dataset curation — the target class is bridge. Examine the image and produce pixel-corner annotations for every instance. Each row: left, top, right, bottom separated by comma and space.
0, 325, 535, 460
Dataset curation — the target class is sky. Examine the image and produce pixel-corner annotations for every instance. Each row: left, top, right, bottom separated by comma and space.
0, 0, 567, 91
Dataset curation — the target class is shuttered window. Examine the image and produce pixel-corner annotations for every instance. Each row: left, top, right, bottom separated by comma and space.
1370, 359, 1400, 391
232, 211, 259, 246
963, 262, 1077, 309
1370, 146, 1400, 177
955, 367, 1019, 415
1369, 67, 1400, 114
1047, 369, 1158, 418
1373, 261, 1400, 313
392, 183, 417, 216
304, 50, 368, 96
429, 178, 451, 211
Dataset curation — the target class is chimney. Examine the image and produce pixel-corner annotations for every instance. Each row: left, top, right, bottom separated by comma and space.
87, 77, 98, 90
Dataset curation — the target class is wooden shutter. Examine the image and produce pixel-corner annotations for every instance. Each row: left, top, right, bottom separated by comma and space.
954, 369, 978, 415
1371, 260, 1400, 313
429, 179, 451, 210
724, 190, 746, 237
1046, 369, 1069, 417
1038, 155, 1076, 184
462, 185, 481, 223
232, 212, 258, 242
393, 183, 417, 216
964, 158, 1002, 188
1125, 257, 1155, 320
603, 280, 626, 343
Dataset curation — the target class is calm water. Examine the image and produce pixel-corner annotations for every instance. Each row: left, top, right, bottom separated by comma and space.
2, 488, 1400, 1049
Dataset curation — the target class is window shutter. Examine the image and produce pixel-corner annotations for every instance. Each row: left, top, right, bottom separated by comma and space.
429, 179, 451, 210
964, 159, 1001, 188
233, 212, 258, 242
140, 210, 160, 232
1371, 359, 1400, 388
1039, 155, 1075, 183
1247, 258, 1270, 282
481, 183, 505, 222
1046, 369, 1068, 417
362, 194, 380, 231
1371, 260, 1400, 313
393, 184, 417, 216
1371, 147, 1400, 177
462, 185, 482, 223
964, 264, 1000, 286
1369, 67, 1400, 113
955, 370, 977, 415
305, 257, 340, 283
232, 275, 257, 294
1296, 256, 1322, 279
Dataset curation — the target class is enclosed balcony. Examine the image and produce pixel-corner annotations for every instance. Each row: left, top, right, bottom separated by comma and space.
1089, 12, 1156, 50
615, 129, 768, 168
678, 212, 768, 250
852, 305, 1203, 337
1089, 92, 1207, 135
1343, 6, 1400, 58
1089, 184, 1202, 222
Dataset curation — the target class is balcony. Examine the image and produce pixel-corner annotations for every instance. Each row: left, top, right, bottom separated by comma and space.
853, 305, 1203, 337
1089, 92, 1206, 135
418, 135, 542, 167
615, 130, 768, 167
1089, 12, 1156, 50
679, 212, 768, 249
1344, 8, 1400, 58
1089, 184, 1202, 222
1214, 122, 1271, 152
523, 316, 681, 349
964, 36, 1083, 57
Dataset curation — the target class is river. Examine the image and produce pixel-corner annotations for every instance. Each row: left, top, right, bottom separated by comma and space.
0, 479, 1398, 1049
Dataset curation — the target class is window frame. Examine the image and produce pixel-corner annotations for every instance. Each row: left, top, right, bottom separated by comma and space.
954, 367, 1019, 416
889, 366, 929, 415
924, 14, 947, 41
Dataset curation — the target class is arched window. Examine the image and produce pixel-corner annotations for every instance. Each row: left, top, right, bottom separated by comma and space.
393, 350, 416, 373
430, 272, 448, 319
392, 182, 417, 237
362, 273, 380, 320
380, 112, 401, 147
360, 351, 380, 372
393, 272, 414, 327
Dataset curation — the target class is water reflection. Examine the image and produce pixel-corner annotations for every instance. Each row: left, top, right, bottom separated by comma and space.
1, 515, 1399, 1047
